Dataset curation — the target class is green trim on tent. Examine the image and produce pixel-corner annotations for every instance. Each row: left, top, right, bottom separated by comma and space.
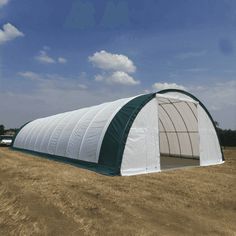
98, 93, 155, 175
12, 147, 116, 176
157, 89, 224, 161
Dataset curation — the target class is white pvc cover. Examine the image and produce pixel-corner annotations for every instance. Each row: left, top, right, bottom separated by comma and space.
121, 93, 223, 176
121, 98, 160, 175
14, 91, 223, 175
13, 96, 135, 163
198, 105, 223, 165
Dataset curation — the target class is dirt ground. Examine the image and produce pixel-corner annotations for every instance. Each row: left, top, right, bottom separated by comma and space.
0, 147, 235, 236
160, 156, 199, 170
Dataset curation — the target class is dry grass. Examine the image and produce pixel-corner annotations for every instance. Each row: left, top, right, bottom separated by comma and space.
0, 147, 235, 236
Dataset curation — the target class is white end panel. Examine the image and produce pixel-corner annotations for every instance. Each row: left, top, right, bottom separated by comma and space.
121, 98, 160, 176
198, 106, 223, 165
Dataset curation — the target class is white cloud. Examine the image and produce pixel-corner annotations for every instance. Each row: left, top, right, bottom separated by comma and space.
189, 80, 236, 129
43, 45, 50, 51
4, 71, 236, 129
0, 85, 139, 129
94, 74, 104, 82
35, 49, 67, 65
35, 50, 56, 64
182, 68, 208, 73
89, 50, 136, 73
95, 71, 139, 85
79, 71, 87, 79
0, 0, 9, 8
109, 71, 139, 85
58, 57, 67, 64
176, 50, 206, 60
0, 23, 24, 44
78, 84, 87, 89
89, 50, 139, 86
18, 71, 88, 91
152, 82, 186, 91
189, 80, 236, 111
18, 71, 43, 81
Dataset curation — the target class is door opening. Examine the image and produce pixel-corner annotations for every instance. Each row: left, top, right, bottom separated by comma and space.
157, 95, 200, 170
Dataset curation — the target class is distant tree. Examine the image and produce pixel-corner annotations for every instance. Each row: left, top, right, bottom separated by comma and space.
219, 129, 236, 147
0, 125, 5, 135
214, 121, 236, 147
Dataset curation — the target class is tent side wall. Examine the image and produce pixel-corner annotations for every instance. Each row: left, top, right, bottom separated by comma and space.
12, 96, 138, 175
12, 94, 155, 175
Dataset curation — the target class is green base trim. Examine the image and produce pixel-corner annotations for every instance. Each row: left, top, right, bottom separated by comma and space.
11, 146, 117, 176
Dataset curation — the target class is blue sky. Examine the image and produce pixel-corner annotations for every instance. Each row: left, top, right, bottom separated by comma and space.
0, 0, 235, 129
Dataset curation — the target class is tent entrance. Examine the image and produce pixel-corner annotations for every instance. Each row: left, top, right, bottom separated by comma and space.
157, 95, 200, 170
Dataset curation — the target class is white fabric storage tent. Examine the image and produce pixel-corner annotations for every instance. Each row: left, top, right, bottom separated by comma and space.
12, 89, 224, 176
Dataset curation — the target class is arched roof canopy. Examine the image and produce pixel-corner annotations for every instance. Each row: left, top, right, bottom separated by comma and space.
12, 89, 224, 175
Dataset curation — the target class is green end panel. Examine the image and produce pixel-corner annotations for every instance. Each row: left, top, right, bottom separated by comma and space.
98, 93, 155, 175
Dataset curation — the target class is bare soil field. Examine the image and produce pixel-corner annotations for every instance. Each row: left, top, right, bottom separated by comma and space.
0, 147, 235, 236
